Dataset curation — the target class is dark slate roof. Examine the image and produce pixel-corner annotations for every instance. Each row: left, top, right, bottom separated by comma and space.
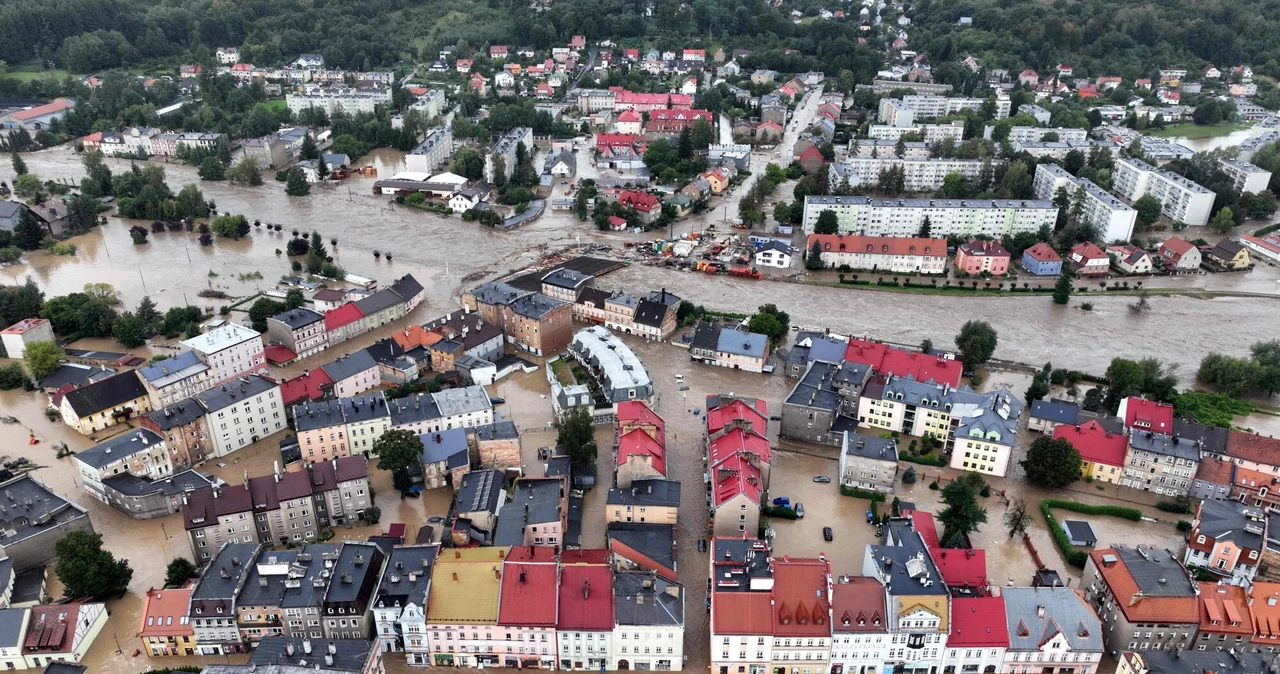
454, 469, 504, 515
340, 393, 390, 424
1196, 499, 1265, 551
471, 421, 519, 441
0, 475, 89, 549
41, 665, 87, 674
237, 550, 299, 607
419, 428, 469, 467
1113, 545, 1197, 597
1063, 520, 1096, 543
541, 268, 592, 289
389, 274, 425, 303
1128, 429, 1201, 461
38, 363, 114, 390
293, 398, 346, 431
270, 308, 325, 330
364, 338, 406, 365
1131, 649, 1270, 674
280, 544, 342, 609
614, 571, 683, 626
323, 543, 382, 604
62, 371, 148, 416
0, 608, 25, 648
609, 523, 676, 574
103, 468, 214, 496
1174, 418, 1229, 455
633, 299, 667, 329
376, 545, 438, 609
196, 374, 278, 413
507, 293, 566, 320
321, 350, 378, 382
509, 479, 563, 525
844, 432, 898, 462
144, 397, 206, 430
644, 289, 680, 306
249, 636, 373, 672
1030, 399, 1079, 424
388, 393, 441, 426
576, 286, 613, 309
607, 479, 681, 508
691, 321, 721, 351
77, 429, 165, 468
545, 455, 571, 478
193, 543, 260, 604
353, 288, 405, 316
784, 360, 842, 412
868, 525, 947, 597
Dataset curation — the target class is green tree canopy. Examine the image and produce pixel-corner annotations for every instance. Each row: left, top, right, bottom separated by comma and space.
937, 481, 987, 547
954, 320, 998, 371
374, 429, 424, 474
1020, 436, 1083, 489
165, 557, 197, 588
55, 530, 133, 600
556, 407, 597, 466
23, 340, 64, 380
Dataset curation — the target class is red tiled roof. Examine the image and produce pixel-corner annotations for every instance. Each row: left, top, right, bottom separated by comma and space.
1023, 242, 1061, 262
1228, 431, 1280, 467
9, 98, 74, 122
1055, 420, 1127, 468
713, 592, 774, 635
617, 428, 666, 475
280, 369, 332, 406
771, 558, 831, 637
1121, 397, 1174, 433
1198, 583, 1253, 636
612, 89, 692, 107
712, 454, 762, 507
561, 549, 611, 565
843, 338, 962, 386
909, 510, 940, 548
709, 426, 771, 467
25, 602, 80, 652
706, 399, 767, 436
558, 563, 614, 631
1070, 241, 1108, 260
832, 577, 886, 633
618, 109, 642, 122
932, 547, 988, 589
499, 548, 559, 627
324, 302, 364, 330
263, 344, 297, 364
1250, 582, 1280, 643
808, 234, 947, 258
140, 587, 194, 637
1196, 456, 1235, 487
618, 401, 664, 435
619, 190, 660, 212
1088, 548, 1199, 623
950, 597, 1009, 647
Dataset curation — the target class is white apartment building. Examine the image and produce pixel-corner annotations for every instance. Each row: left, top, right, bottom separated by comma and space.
866, 121, 966, 142
286, 86, 392, 116
1113, 157, 1215, 227
137, 350, 213, 407
877, 99, 915, 127
1219, 158, 1272, 194
404, 127, 454, 174
1032, 163, 1137, 242
340, 393, 392, 456
831, 578, 890, 674
485, 127, 534, 184
1014, 140, 1120, 161
372, 545, 438, 665
181, 323, 267, 386
848, 139, 932, 159
802, 195, 1058, 239
409, 89, 446, 119
1018, 104, 1051, 125
611, 572, 684, 671
903, 94, 1010, 119
387, 387, 495, 436
807, 234, 948, 274
1002, 126, 1088, 143
195, 375, 286, 458
829, 157, 997, 192
74, 429, 173, 503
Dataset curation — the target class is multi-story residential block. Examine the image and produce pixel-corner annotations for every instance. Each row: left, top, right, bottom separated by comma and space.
946, 386, 1023, 477
449, 469, 506, 545
1194, 581, 1253, 652
612, 571, 684, 671
191, 542, 261, 654
865, 122, 965, 142
955, 239, 1011, 275
709, 538, 775, 674
0, 318, 52, 361
19, 600, 108, 669
1055, 420, 1127, 484
273, 543, 341, 640
354, 288, 409, 334
558, 550, 614, 671
137, 350, 212, 408
863, 533, 949, 673
419, 428, 470, 490
182, 457, 372, 561
266, 309, 328, 361
877, 99, 915, 127
197, 375, 285, 458
1013, 139, 1122, 161
424, 546, 510, 667
372, 544, 439, 664
73, 428, 173, 504
1003, 126, 1089, 143
830, 576, 889, 674
1184, 500, 1266, 585
1021, 241, 1063, 276
707, 409, 771, 538
321, 542, 386, 639
247, 636, 384, 674
1219, 158, 1273, 194
779, 359, 870, 444
294, 399, 350, 463
1082, 546, 1200, 654
322, 351, 380, 399
802, 196, 1057, 239
325, 303, 366, 347
615, 401, 666, 488
493, 477, 568, 547
341, 393, 391, 456
828, 157, 996, 192
464, 282, 574, 357
0, 476, 93, 573
387, 387, 494, 438
1032, 163, 1137, 242
848, 139, 932, 159
1028, 399, 1079, 434
902, 94, 1010, 119
941, 596, 1007, 674
485, 127, 534, 184
1114, 157, 1216, 227
768, 558, 833, 674
494, 546, 559, 669
806, 235, 948, 274
182, 323, 267, 386
1001, 587, 1104, 674
140, 586, 196, 656
286, 86, 392, 116
58, 371, 152, 435
234, 549, 295, 645
404, 128, 454, 174
1120, 430, 1200, 498
839, 431, 899, 494
607, 478, 680, 525
541, 269, 594, 303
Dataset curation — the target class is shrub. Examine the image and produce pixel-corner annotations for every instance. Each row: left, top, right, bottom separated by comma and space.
1157, 499, 1191, 514
901, 466, 917, 484
1176, 520, 1191, 532
762, 505, 798, 520
929, 480, 940, 490
840, 485, 887, 502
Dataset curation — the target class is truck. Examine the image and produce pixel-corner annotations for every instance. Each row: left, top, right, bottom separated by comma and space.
727, 267, 761, 279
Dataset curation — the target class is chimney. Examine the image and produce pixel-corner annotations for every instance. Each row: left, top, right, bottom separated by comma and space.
452, 572, 459, 582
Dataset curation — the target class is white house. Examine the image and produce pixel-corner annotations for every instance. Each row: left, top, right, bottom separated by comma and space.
612, 572, 683, 671
180, 322, 267, 386
195, 374, 285, 458
216, 47, 240, 64
373, 545, 438, 665
754, 241, 793, 268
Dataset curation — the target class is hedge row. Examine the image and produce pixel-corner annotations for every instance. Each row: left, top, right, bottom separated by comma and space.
840, 485, 888, 502
1040, 499, 1143, 568
900, 453, 947, 467
761, 505, 798, 520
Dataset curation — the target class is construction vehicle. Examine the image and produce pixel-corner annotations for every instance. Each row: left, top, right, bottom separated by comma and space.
727, 267, 761, 279
730, 218, 750, 230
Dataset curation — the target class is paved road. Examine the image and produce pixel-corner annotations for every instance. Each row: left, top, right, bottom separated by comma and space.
562, 46, 599, 103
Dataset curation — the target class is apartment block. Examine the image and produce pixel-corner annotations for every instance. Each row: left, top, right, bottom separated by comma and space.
182, 323, 267, 386
197, 375, 285, 458
902, 94, 1010, 119
802, 196, 1058, 239
286, 86, 392, 116
1002, 126, 1088, 143
1113, 157, 1215, 227
807, 234, 949, 274
485, 127, 534, 184
1032, 163, 1137, 242
829, 157, 996, 192
404, 127, 454, 175
865, 122, 965, 143
1219, 158, 1272, 194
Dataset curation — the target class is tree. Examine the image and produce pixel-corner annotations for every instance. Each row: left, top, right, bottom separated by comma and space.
13, 173, 43, 200
453, 148, 484, 180
211, 214, 249, 238
198, 156, 225, 181
940, 172, 968, 198
23, 341, 64, 380
557, 407, 597, 465
392, 468, 414, 494
954, 320, 998, 371
1052, 269, 1073, 305
13, 207, 45, 250
1133, 195, 1162, 228
165, 557, 197, 588
226, 157, 263, 186
374, 429, 424, 474
300, 133, 320, 161
1063, 150, 1086, 176
814, 209, 839, 235
901, 466, 917, 484
917, 216, 932, 238
1004, 499, 1032, 538
285, 289, 305, 310
285, 168, 311, 197
748, 304, 790, 349
1209, 207, 1235, 234
54, 530, 133, 600
806, 241, 825, 270
1020, 436, 1083, 488
937, 481, 987, 546
112, 311, 147, 348
10, 152, 26, 176
247, 297, 285, 332
134, 296, 161, 335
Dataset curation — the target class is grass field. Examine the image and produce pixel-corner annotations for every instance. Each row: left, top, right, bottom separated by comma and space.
262, 99, 288, 112
2, 64, 72, 82
1145, 122, 1251, 139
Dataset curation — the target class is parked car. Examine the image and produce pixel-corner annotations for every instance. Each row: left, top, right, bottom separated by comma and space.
823, 527, 833, 542
795, 503, 805, 518
812, 476, 831, 483
427, 516, 445, 524
772, 496, 790, 507
698, 538, 707, 553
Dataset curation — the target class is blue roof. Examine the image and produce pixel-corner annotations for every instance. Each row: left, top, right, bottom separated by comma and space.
716, 328, 767, 358
137, 350, 205, 383
1030, 400, 1079, 424
419, 428, 469, 467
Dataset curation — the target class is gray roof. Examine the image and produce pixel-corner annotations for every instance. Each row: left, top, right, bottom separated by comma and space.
322, 542, 381, 604
784, 360, 843, 412
196, 374, 279, 414
508, 478, 562, 526
691, 322, 721, 351
569, 326, 652, 401
41, 665, 86, 674
1131, 649, 1272, 674
469, 281, 531, 306
419, 428, 469, 467
868, 524, 946, 596
0, 201, 24, 220
236, 550, 300, 607
389, 274, 424, 303
844, 432, 898, 462
270, 308, 325, 330
103, 468, 214, 497
77, 429, 165, 469
340, 393, 390, 425
633, 298, 668, 329
644, 289, 680, 306
37, 363, 114, 390
609, 523, 676, 574
541, 268, 591, 290
194, 543, 260, 601
1174, 418, 1229, 455
454, 469, 504, 516
507, 293, 567, 320
249, 636, 373, 672
321, 350, 378, 382
1030, 399, 1079, 424
1063, 520, 1096, 544
0, 476, 89, 553
144, 397, 206, 430
954, 389, 1023, 446
1196, 499, 1266, 552
0, 557, 11, 601
432, 385, 491, 417
280, 544, 342, 609
293, 398, 346, 431
1002, 587, 1102, 652
1128, 429, 1201, 461
375, 544, 438, 608
0, 608, 26, 648
1111, 545, 1197, 597
388, 393, 441, 426
61, 371, 149, 416
614, 571, 683, 626
353, 288, 404, 316
607, 479, 681, 508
